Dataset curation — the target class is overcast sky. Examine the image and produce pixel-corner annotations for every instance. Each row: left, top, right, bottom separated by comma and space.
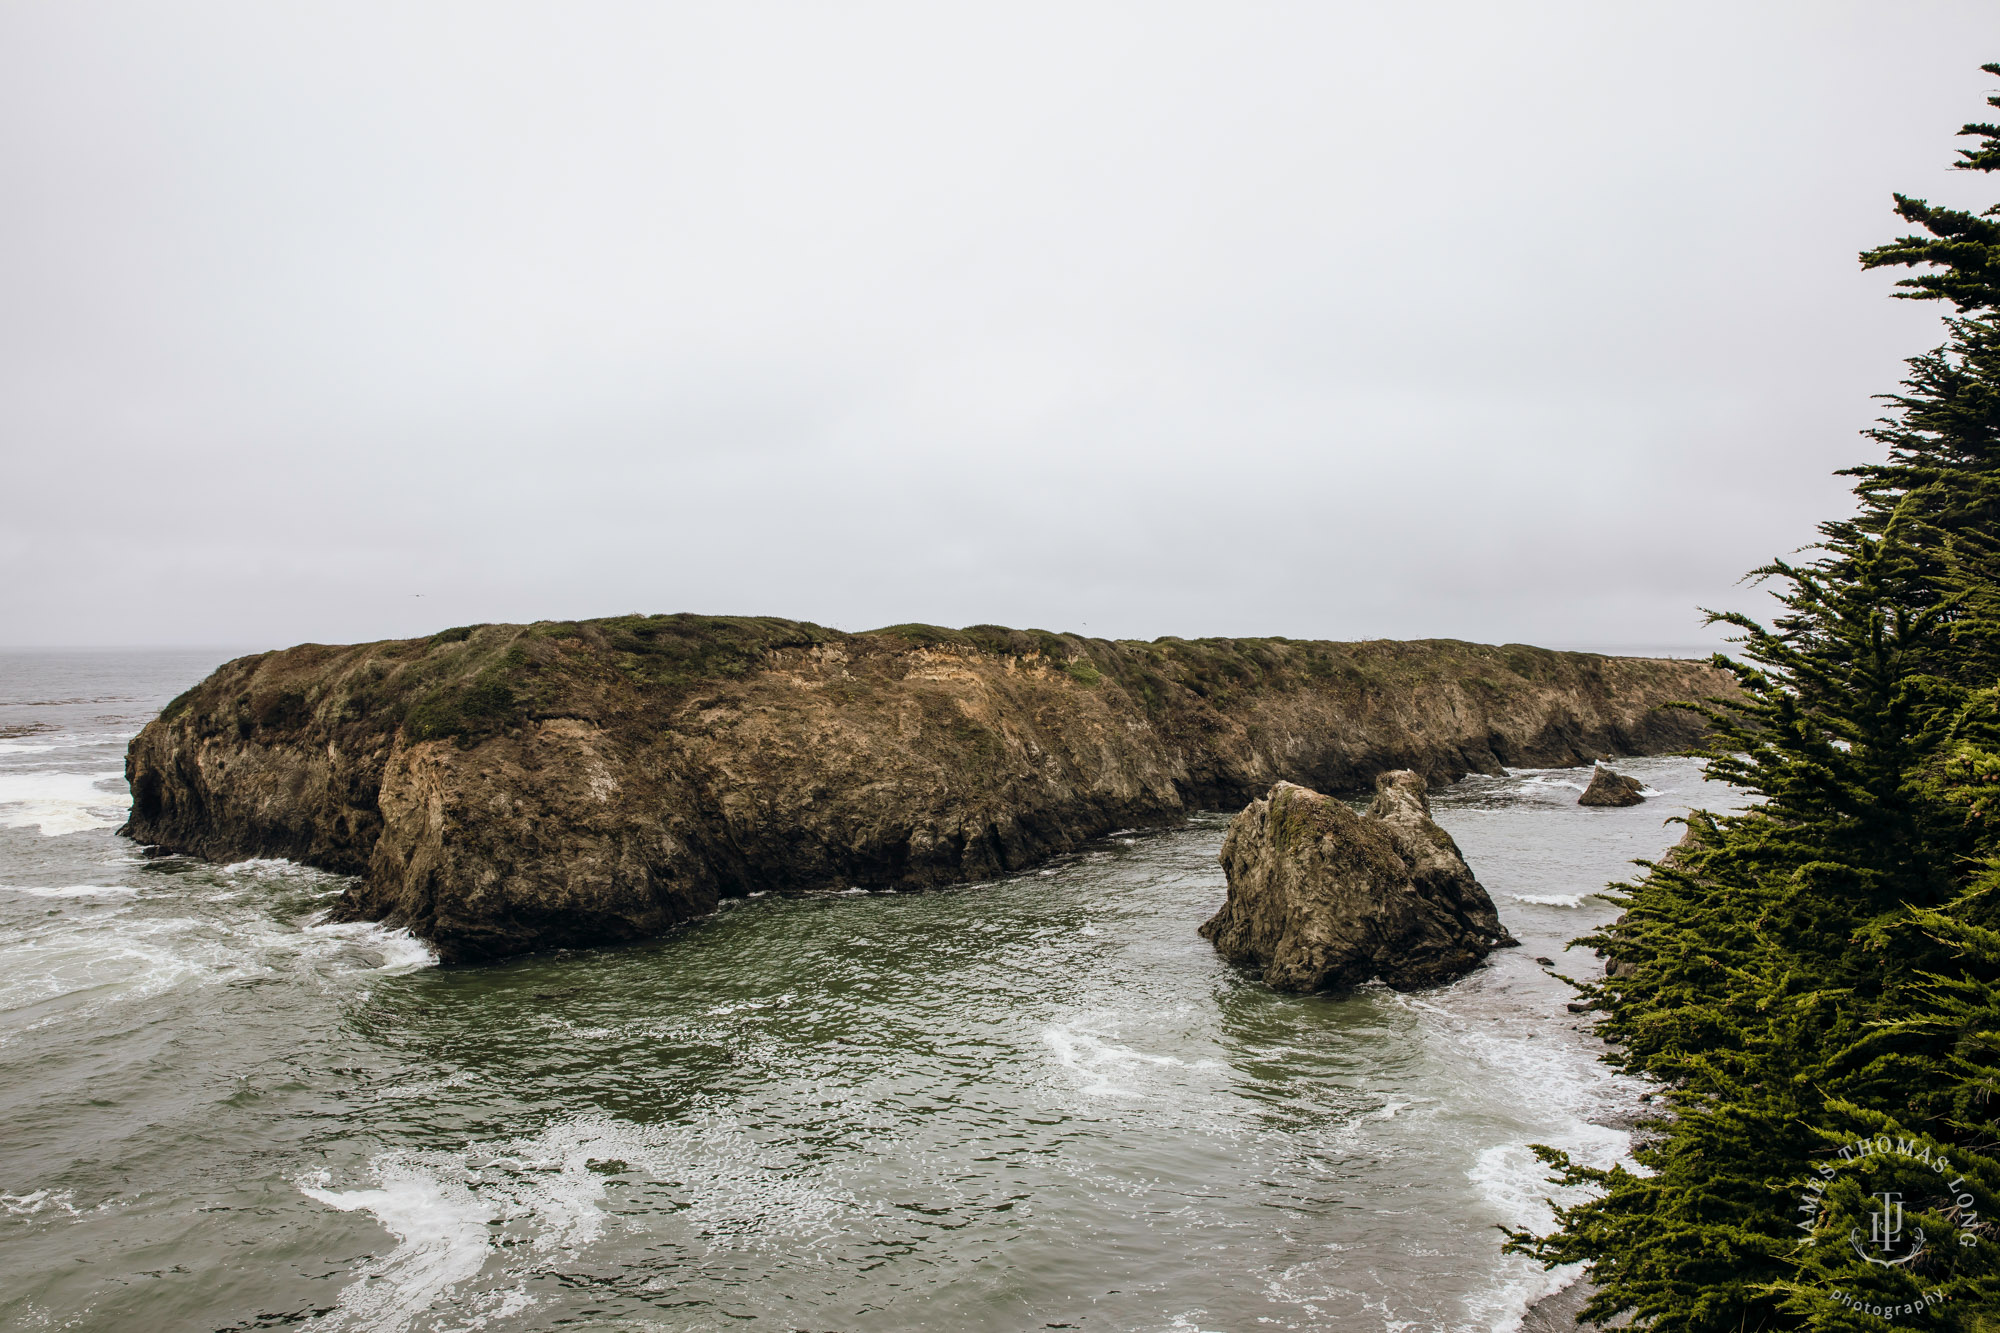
5, 2, 1998, 652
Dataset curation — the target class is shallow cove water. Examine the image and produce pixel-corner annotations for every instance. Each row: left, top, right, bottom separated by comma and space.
0, 650, 1739, 1333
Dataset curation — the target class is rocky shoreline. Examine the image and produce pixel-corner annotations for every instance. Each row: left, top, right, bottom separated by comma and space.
1522, 1278, 1608, 1332
122, 615, 1731, 962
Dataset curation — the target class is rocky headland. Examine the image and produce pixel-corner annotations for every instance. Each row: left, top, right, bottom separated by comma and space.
1200, 773, 1517, 991
122, 616, 1729, 962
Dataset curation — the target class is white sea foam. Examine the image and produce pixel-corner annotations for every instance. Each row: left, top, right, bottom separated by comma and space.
300, 1166, 492, 1333
1510, 892, 1598, 908
605, 1113, 860, 1241
0, 913, 213, 1020
298, 1113, 864, 1329
1043, 1024, 1213, 1098
1464, 1132, 1612, 1332
0, 771, 128, 836
220, 857, 331, 880
1394, 993, 1453, 1018
0, 740, 58, 755
4, 883, 138, 899
1380, 983, 1646, 1333
1466, 1258, 1588, 1333
303, 921, 439, 973
1460, 1124, 1624, 1333
2, 1188, 80, 1218
1469, 1131, 1624, 1235
0, 893, 434, 1030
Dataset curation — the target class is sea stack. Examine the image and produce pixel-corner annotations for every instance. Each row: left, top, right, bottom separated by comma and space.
1200, 772, 1517, 992
1578, 764, 1646, 807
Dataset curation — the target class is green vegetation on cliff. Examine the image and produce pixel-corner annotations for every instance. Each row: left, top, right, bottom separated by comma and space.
1511, 70, 2000, 1330
171, 609, 1662, 757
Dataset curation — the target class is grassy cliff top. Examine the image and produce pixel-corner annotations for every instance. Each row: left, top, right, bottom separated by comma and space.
158, 612, 1726, 751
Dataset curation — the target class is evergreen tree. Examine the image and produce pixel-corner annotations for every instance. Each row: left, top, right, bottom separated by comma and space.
1509, 68, 2000, 1331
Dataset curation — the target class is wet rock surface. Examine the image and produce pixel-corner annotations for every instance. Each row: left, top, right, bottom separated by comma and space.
1199, 772, 1518, 991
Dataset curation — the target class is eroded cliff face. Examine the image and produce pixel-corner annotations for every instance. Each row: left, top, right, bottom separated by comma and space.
122, 616, 1731, 962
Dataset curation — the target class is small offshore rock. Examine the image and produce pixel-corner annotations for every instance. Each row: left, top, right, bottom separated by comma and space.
1535, 956, 1555, 967
1199, 772, 1518, 993
1578, 765, 1646, 807
1567, 1001, 1594, 1013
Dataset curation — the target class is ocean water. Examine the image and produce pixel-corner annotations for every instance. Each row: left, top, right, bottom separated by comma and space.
0, 650, 1740, 1333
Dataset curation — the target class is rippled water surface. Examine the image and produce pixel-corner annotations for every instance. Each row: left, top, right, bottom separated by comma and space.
0, 650, 1741, 1332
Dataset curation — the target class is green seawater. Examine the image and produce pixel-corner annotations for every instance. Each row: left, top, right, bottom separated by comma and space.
0, 651, 1736, 1332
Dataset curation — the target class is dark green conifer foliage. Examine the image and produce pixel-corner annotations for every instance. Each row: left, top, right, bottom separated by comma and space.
1863, 64, 2000, 313
1509, 70, 2000, 1331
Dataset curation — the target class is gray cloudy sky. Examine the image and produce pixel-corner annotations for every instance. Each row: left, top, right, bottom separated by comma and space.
5, 2, 1998, 651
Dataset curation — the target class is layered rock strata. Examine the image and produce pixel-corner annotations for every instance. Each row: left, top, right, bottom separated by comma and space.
122, 615, 1729, 962
1200, 774, 1516, 991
